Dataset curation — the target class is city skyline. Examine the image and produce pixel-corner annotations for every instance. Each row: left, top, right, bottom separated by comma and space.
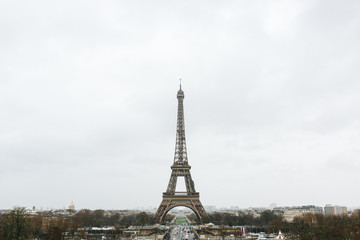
1, 1, 360, 210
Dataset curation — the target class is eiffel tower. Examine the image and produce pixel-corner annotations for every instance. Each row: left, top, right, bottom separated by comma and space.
154, 85, 207, 223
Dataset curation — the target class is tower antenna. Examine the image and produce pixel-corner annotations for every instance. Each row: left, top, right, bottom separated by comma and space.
180, 78, 182, 90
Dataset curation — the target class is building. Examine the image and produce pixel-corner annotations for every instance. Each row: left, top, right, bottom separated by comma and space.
68, 201, 75, 212
324, 204, 348, 216
277, 205, 323, 222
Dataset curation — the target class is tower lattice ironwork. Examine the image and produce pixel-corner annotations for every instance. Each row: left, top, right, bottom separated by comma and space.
154, 85, 207, 223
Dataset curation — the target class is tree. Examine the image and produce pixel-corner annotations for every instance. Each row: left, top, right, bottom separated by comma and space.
136, 212, 150, 226
30, 216, 43, 239
350, 209, 360, 239
74, 209, 93, 227
92, 210, 105, 227
0, 207, 31, 240
290, 213, 357, 240
258, 210, 282, 226
268, 219, 283, 233
45, 218, 68, 240
164, 214, 175, 223
67, 218, 79, 240
104, 212, 120, 226
119, 214, 136, 226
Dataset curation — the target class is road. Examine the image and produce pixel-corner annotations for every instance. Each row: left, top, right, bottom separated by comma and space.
170, 225, 196, 240
170, 212, 196, 240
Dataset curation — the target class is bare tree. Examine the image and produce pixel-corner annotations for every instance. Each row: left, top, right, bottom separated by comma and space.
0, 207, 31, 240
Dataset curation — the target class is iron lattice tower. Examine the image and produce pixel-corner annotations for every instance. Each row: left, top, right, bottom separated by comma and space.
154, 85, 207, 223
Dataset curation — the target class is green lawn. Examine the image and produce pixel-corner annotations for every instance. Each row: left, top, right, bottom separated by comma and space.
174, 217, 188, 224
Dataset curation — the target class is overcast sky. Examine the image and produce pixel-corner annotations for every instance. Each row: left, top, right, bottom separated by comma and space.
1, 0, 360, 211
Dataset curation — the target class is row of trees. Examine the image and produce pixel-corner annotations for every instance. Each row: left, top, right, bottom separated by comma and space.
291, 211, 360, 240
72, 209, 174, 227
195, 210, 360, 239
0, 207, 165, 240
3, 207, 360, 240
187, 210, 285, 231
0, 207, 41, 240
205, 210, 284, 227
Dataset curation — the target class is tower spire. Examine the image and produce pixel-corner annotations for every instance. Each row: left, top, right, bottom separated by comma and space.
174, 82, 187, 164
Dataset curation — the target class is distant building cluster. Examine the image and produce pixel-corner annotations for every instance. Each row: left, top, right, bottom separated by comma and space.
0, 201, 154, 219
279, 205, 324, 222
0, 202, 352, 223
203, 204, 350, 222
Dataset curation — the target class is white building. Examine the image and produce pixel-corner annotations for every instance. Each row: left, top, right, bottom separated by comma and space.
324, 204, 347, 216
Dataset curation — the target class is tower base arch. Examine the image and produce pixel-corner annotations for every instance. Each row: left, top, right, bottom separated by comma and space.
154, 193, 207, 223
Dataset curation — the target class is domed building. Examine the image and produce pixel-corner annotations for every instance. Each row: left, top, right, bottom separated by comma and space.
68, 201, 75, 212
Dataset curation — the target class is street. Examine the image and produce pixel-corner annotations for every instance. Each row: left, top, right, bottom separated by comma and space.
170, 226, 195, 240
169, 212, 196, 240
